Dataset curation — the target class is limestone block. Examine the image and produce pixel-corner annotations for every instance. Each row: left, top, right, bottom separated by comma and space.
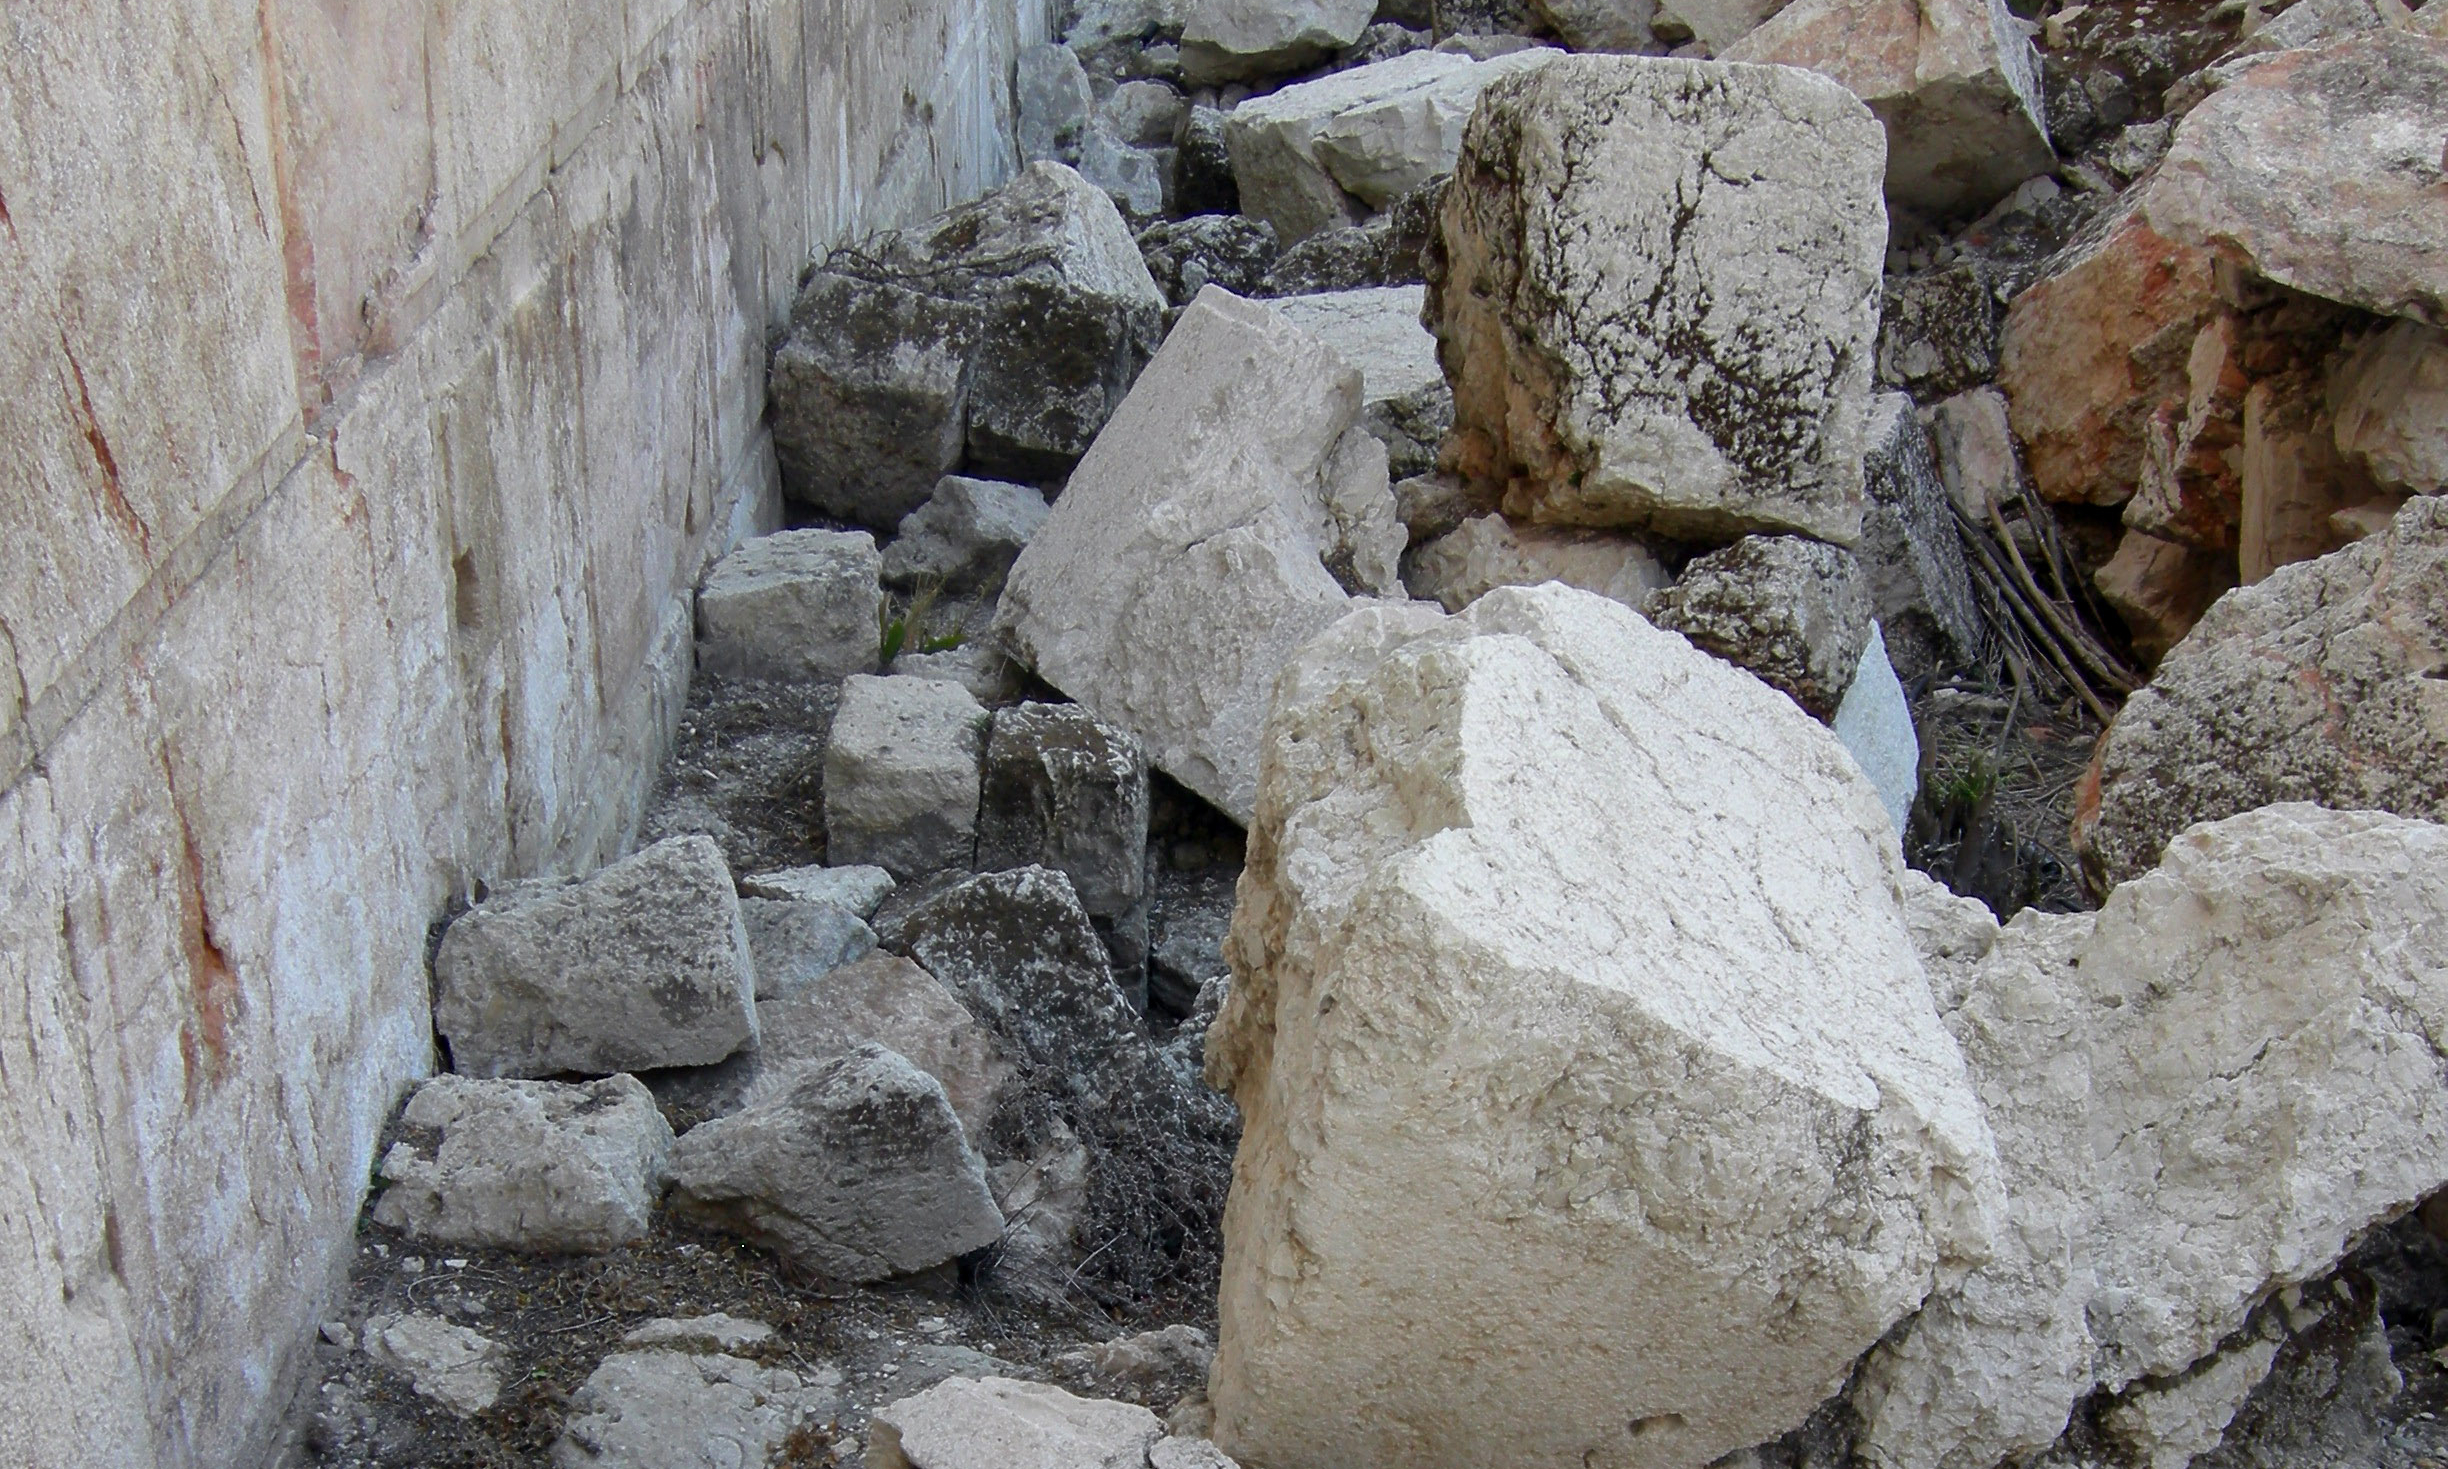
372, 1074, 673, 1253
740, 897, 879, 999
669, 1044, 1004, 1281
1137, 215, 1282, 306
1103, 81, 1190, 147
1259, 178, 1443, 295
1226, 52, 1470, 246
1997, 191, 2220, 507
868, 1376, 1165, 1469
1878, 262, 2002, 399
1269, 285, 1452, 479
1019, 42, 1095, 163
363, 1314, 508, 1417
823, 675, 991, 880
1855, 804, 2448, 1469
1925, 386, 2022, 523
740, 863, 897, 918
1081, 119, 1169, 222
807, 164, 1167, 480
882, 476, 1052, 593
883, 867, 1200, 1125
1722, 0, 2051, 219
1207, 584, 1999, 1469
770, 272, 982, 528
1429, 56, 1886, 545
1400, 514, 1670, 615
433, 835, 759, 1078
552, 1348, 838, 1469
1832, 626, 1921, 836
1649, 535, 1874, 718
2330, 318, 2448, 495
1860, 394, 1982, 678
2090, 530, 2235, 670
1180, 0, 1378, 85
1650, 0, 1792, 52
696, 530, 884, 682
976, 702, 1151, 921
1309, 49, 1560, 209
2073, 497, 2448, 889
1530, 0, 1661, 51
994, 287, 1400, 822
2145, 34, 2448, 329
743, 954, 1012, 1137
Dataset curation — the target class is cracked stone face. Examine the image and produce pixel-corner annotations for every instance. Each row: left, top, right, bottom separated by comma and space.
1426, 55, 1887, 547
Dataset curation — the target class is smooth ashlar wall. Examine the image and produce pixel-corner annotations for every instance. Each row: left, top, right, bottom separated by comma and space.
0, 0, 1049, 1462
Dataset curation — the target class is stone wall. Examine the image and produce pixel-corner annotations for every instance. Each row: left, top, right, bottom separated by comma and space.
0, 0, 1049, 1463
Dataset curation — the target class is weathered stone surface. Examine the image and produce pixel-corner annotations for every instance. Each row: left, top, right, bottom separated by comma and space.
738, 954, 1011, 1137
2074, 497, 2448, 889
2092, 529, 2239, 670
1997, 192, 2220, 507
363, 1314, 507, 1417
1400, 513, 1671, 615
1226, 52, 1470, 245
1834, 625, 1921, 835
434, 835, 759, 1078
1722, 0, 2050, 220
2330, 318, 2448, 495
2235, 370, 2365, 584
1860, 393, 1983, 678
2122, 310, 2250, 553
772, 272, 982, 528
976, 702, 1151, 922
1925, 385, 2023, 523
622, 1315, 775, 1354
1174, 106, 1242, 215
1137, 215, 1281, 306
893, 642, 1030, 704
1856, 804, 2448, 1469
552, 1348, 839, 1469
696, 530, 883, 682
1650, 0, 1792, 51
669, 1044, 1004, 1281
1878, 261, 2002, 399
1019, 42, 1096, 164
882, 477, 1051, 593
740, 863, 896, 918
1309, 50, 1559, 210
1530, 0, 1661, 51
995, 287, 1400, 822
1429, 56, 1886, 545
1181, 0, 1378, 85
1103, 81, 1189, 148
1150, 1438, 1239, 1469
1081, 118, 1170, 223
740, 896, 879, 999
1259, 179, 1443, 295
883, 866, 1181, 1114
869, 1376, 1165, 1469
1269, 285, 1450, 479
372, 1074, 672, 1253
1207, 584, 1998, 1469
2146, 34, 2448, 329
1649, 535, 1875, 718
823, 675, 990, 880
819, 163, 1168, 479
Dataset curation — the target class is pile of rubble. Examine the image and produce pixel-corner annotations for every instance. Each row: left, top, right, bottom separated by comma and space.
290, 3, 2448, 1467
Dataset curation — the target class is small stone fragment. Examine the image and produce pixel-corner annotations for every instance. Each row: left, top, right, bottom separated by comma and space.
740, 896, 878, 999
1649, 534, 1874, 718
882, 476, 1051, 593
552, 1349, 837, 1469
362, 1314, 506, 1418
1831, 625, 1920, 835
1400, 513, 1670, 616
868, 1376, 1165, 1469
975, 702, 1151, 932
740, 863, 896, 918
621, 1315, 777, 1354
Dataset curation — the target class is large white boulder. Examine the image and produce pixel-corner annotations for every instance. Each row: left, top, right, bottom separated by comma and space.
1205, 584, 2000, 1469
1855, 803, 2448, 1469
996, 287, 1403, 823
1428, 56, 1886, 546
1722, 0, 2050, 220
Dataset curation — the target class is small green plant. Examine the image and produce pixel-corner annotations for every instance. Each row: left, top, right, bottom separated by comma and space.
1927, 752, 1999, 814
877, 578, 964, 664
